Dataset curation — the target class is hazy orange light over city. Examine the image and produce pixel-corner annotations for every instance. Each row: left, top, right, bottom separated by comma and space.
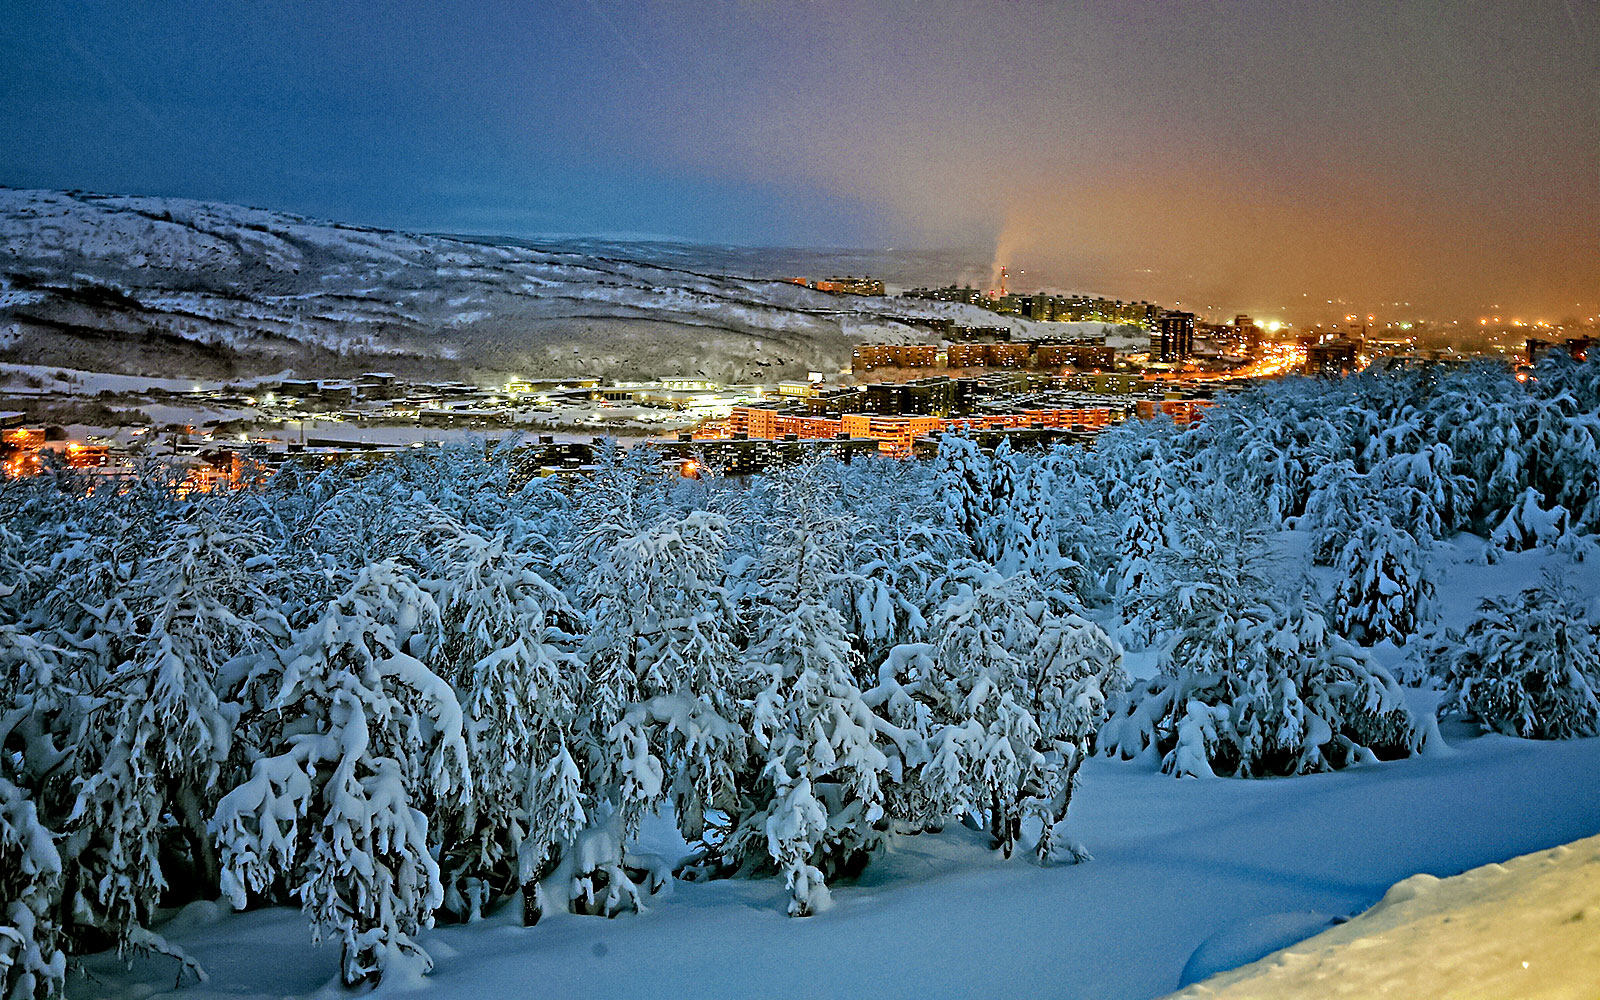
2, 0, 1595, 323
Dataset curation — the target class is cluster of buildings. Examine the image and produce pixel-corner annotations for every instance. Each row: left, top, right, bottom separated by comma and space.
852, 340, 1116, 374
0, 288, 1268, 486
696, 406, 1115, 459
268, 373, 607, 425
1526, 337, 1591, 364
1304, 338, 1361, 378
793, 271, 1292, 372
1, 422, 254, 491
0, 415, 622, 488
245, 373, 764, 428
901, 284, 1161, 327
1152, 313, 1274, 365
687, 370, 1216, 460
788, 275, 887, 296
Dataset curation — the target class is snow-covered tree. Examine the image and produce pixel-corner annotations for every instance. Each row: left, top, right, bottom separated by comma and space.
923, 571, 1122, 860
0, 627, 71, 1000
1332, 509, 1435, 646
571, 509, 746, 916
1101, 589, 1419, 778
716, 467, 892, 916
1490, 487, 1571, 553
933, 434, 1008, 566
0, 775, 64, 1000
1438, 579, 1600, 739
1376, 443, 1473, 538
1301, 460, 1368, 565
215, 561, 469, 986
1042, 446, 1116, 601
1109, 465, 1177, 647
837, 523, 948, 669
430, 529, 585, 924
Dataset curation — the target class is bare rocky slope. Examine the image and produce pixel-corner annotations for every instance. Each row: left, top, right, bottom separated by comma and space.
0, 187, 1007, 383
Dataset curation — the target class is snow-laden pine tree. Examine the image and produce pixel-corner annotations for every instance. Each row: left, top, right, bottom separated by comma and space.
1375, 443, 1474, 539
1438, 578, 1600, 739
837, 521, 950, 670
0, 628, 71, 1000
0, 773, 64, 1000
931, 436, 1082, 589
1118, 475, 1267, 651
555, 441, 665, 592
215, 560, 470, 986
0, 477, 258, 967
83, 508, 282, 917
922, 571, 1123, 860
933, 434, 1006, 566
1301, 460, 1368, 565
717, 466, 892, 916
1109, 464, 1177, 647
1101, 486, 1418, 777
430, 528, 585, 924
1332, 507, 1435, 647
1025, 597, 1127, 858
1042, 445, 1117, 602
577, 508, 746, 916
1101, 591, 1419, 777
1000, 453, 1083, 589
1490, 487, 1572, 553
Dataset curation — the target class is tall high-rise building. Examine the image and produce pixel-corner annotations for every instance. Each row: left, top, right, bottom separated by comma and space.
1305, 339, 1359, 377
1154, 311, 1195, 362
1234, 313, 1261, 359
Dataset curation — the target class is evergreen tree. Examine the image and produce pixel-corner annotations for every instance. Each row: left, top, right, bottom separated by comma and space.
1301, 460, 1367, 565
718, 466, 891, 916
1332, 509, 1435, 646
215, 561, 469, 986
1101, 592, 1419, 777
924, 572, 1122, 860
1439, 579, 1600, 739
430, 528, 584, 924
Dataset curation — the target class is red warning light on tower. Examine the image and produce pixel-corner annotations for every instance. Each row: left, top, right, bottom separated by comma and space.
989, 265, 1008, 299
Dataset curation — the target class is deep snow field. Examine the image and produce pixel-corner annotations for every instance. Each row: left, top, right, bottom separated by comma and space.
72, 539, 1600, 1000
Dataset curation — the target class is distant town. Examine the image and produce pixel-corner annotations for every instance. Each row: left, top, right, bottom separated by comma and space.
1, 273, 1591, 489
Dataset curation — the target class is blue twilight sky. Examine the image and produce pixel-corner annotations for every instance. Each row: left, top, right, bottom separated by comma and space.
2, 0, 1597, 321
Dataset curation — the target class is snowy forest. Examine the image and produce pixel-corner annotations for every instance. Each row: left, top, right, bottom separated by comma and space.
3, 354, 1599, 995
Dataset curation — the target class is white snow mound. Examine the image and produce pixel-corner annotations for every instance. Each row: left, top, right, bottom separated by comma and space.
1165, 833, 1600, 999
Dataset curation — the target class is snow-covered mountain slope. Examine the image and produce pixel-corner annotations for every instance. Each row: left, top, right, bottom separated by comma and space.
0, 187, 1047, 382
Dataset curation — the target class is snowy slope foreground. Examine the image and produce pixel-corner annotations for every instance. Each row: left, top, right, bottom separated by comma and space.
0, 187, 1042, 382
1168, 833, 1600, 999
72, 731, 1600, 1000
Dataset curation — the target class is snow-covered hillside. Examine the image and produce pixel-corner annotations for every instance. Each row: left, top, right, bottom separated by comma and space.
0, 187, 1063, 382
72, 730, 1600, 1000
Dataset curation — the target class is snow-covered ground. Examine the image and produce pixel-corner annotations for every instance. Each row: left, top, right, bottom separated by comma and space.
77, 728, 1600, 1000
1171, 833, 1600, 999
